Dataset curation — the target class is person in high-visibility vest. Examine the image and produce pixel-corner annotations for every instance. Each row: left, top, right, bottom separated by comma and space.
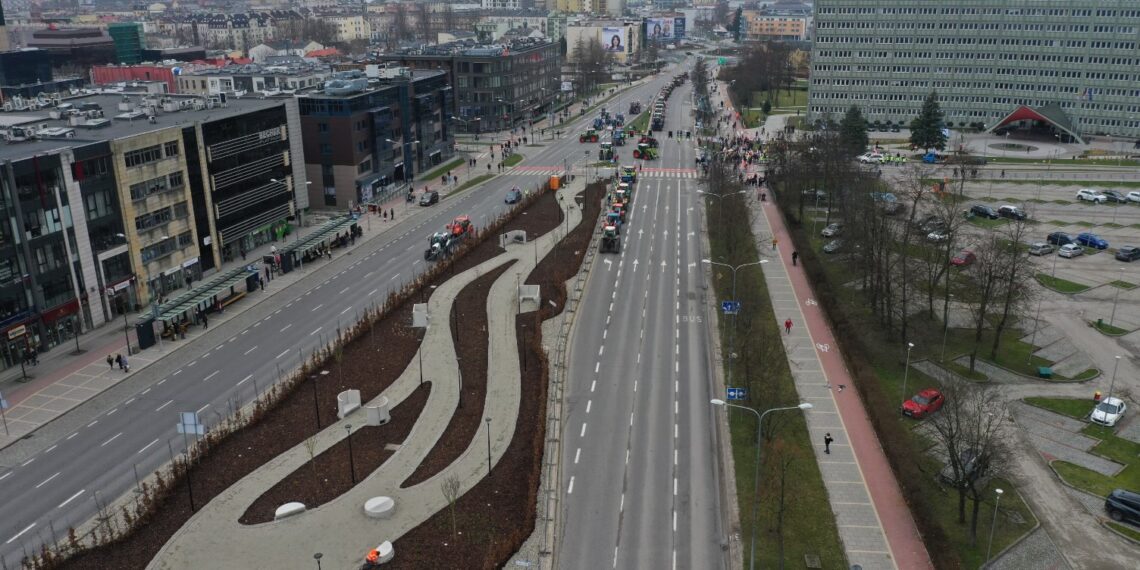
366, 548, 380, 564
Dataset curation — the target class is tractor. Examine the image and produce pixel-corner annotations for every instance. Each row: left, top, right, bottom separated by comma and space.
612, 130, 626, 146
424, 231, 456, 261
620, 166, 637, 183
599, 142, 616, 161
616, 181, 632, 197
599, 225, 621, 254
579, 129, 600, 143
447, 215, 474, 238
651, 114, 665, 131
605, 211, 623, 234
637, 136, 659, 148
632, 143, 658, 160
629, 101, 642, 115
611, 203, 627, 224
614, 113, 625, 126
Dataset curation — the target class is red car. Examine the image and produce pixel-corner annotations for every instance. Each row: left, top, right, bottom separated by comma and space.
902, 388, 945, 418
950, 249, 976, 267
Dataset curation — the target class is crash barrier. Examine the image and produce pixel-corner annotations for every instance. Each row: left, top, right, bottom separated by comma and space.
364, 496, 396, 520
273, 502, 306, 520
365, 397, 391, 426
336, 389, 361, 419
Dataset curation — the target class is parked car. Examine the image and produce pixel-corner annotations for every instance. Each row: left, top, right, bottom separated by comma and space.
927, 230, 950, 242
1105, 489, 1140, 524
822, 239, 845, 254
970, 204, 999, 219
1046, 232, 1074, 246
1076, 232, 1109, 249
419, 190, 440, 206
914, 214, 940, 233
1058, 243, 1084, 258
1091, 396, 1127, 427
1076, 188, 1108, 203
505, 187, 522, 204
998, 205, 1027, 220
858, 152, 883, 164
920, 217, 947, 233
1115, 246, 1140, 262
951, 249, 977, 266
1127, 191, 1140, 204
939, 448, 983, 487
902, 388, 945, 419
802, 188, 827, 200
821, 223, 843, 237
1028, 242, 1055, 256
1103, 190, 1128, 203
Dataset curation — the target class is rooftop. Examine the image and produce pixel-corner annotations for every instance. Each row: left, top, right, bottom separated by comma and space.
299, 68, 446, 100
384, 36, 553, 57
0, 92, 289, 162
180, 61, 330, 77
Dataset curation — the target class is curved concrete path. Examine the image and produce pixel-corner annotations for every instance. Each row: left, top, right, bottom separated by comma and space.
149, 182, 585, 569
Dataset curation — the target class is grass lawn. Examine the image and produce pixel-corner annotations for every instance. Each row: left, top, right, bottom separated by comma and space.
1093, 320, 1130, 336
1028, 397, 1140, 498
629, 109, 650, 133
1107, 521, 1140, 542
750, 88, 808, 111
1109, 280, 1138, 290
985, 156, 1140, 167
1035, 273, 1092, 293
945, 360, 989, 381
451, 174, 495, 196
992, 179, 1140, 189
1025, 397, 1089, 420
967, 216, 1010, 229
421, 158, 466, 183
503, 154, 524, 167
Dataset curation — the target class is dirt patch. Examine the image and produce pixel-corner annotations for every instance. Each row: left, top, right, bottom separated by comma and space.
238, 384, 430, 524
401, 261, 515, 488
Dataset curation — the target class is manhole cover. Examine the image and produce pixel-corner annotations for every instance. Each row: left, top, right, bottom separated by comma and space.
803, 553, 822, 569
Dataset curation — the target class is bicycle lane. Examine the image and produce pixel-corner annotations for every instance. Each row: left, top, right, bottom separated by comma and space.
753, 197, 933, 570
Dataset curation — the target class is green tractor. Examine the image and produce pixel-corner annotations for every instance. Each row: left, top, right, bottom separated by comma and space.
599, 142, 616, 161
620, 166, 637, 183
632, 143, 658, 160
599, 225, 621, 253
579, 129, 600, 143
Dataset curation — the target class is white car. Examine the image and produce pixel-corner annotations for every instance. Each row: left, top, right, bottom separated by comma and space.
858, 152, 884, 164
821, 223, 842, 237
1058, 243, 1084, 258
1076, 189, 1107, 203
927, 230, 950, 242
1091, 396, 1127, 427
1127, 191, 1140, 203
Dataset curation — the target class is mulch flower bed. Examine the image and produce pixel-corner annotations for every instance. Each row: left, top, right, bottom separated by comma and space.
58, 184, 567, 569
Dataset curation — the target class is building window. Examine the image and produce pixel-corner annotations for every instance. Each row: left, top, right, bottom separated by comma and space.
163, 140, 180, 157
320, 143, 332, 155
124, 145, 164, 168
358, 160, 371, 174
324, 185, 336, 206
129, 172, 183, 201
318, 122, 329, 133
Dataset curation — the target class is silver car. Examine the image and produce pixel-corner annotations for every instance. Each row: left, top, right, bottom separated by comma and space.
821, 223, 842, 237
1028, 242, 1054, 256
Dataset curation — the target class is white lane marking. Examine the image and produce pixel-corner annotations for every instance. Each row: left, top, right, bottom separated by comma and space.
580, 423, 587, 437
276, 349, 290, 360
244, 346, 258, 356
125, 398, 135, 406
34, 472, 60, 489
138, 438, 160, 455
590, 380, 596, 392
66, 433, 78, 441
339, 287, 350, 295
107, 408, 118, 416
172, 370, 182, 376
586, 400, 592, 414
21, 458, 35, 467
574, 448, 581, 464
100, 432, 122, 447
0, 473, 9, 481
620, 493, 625, 512
44, 445, 57, 454
310, 326, 323, 336
7, 523, 36, 544
630, 413, 635, 427
197, 403, 210, 414
280, 324, 292, 332
674, 477, 678, 496
238, 374, 253, 386
86, 420, 98, 428
311, 304, 324, 312
369, 288, 378, 296
568, 476, 575, 494
203, 370, 219, 382
58, 489, 85, 509
595, 362, 600, 374
634, 380, 638, 392
340, 307, 351, 315
156, 399, 174, 412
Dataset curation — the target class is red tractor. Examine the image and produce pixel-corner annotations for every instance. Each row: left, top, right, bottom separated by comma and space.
579, 129, 600, 143
638, 135, 659, 148
447, 215, 474, 238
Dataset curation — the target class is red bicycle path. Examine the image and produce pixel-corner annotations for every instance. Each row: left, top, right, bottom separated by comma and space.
760, 198, 934, 570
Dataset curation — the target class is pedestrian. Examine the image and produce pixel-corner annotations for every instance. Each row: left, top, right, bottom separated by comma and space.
326, 249, 332, 260
121, 354, 129, 373
1000, 169, 1006, 178
106, 354, 114, 370
487, 163, 492, 172
389, 208, 395, 220
792, 251, 798, 266
202, 312, 208, 330
259, 277, 265, 291
240, 247, 246, 261
824, 433, 833, 454
383, 209, 388, 220
115, 353, 123, 370
772, 237, 778, 250
452, 174, 458, 185
784, 318, 793, 335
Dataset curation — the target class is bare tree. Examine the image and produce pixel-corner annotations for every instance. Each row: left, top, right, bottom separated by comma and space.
441, 474, 462, 539
304, 436, 320, 484
895, 163, 937, 342
989, 217, 1034, 359
963, 232, 1006, 372
769, 439, 804, 569
392, 3, 412, 43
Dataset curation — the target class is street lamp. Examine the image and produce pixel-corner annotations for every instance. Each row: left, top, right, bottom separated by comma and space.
485, 417, 492, 473
344, 424, 357, 485
1110, 267, 1124, 326
710, 400, 813, 570
902, 342, 915, 400
702, 258, 768, 385
697, 190, 747, 227
1107, 355, 1121, 404
314, 552, 323, 570
985, 488, 1004, 562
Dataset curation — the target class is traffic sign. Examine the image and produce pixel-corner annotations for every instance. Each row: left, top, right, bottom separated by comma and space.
727, 387, 748, 401
721, 300, 741, 315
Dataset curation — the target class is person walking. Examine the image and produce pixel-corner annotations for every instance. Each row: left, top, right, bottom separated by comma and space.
792, 251, 798, 266
824, 433, 834, 454
772, 237, 778, 251
114, 353, 123, 370
784, 318, 793, 335
106, 354, 114, 370
201, 310, 209, 330
120, 354, 129, 373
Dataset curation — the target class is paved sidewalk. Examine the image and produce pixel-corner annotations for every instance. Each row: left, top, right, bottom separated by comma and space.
148, 179, 586, 569
749, 198, 933, 570
0, 163, 492, 450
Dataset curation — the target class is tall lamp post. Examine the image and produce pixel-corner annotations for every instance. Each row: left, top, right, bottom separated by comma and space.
1110, 267, 1124, 327
702, 258, 768, 383
697, 190, 747, 227
344, 424, 356, 485
313, 553, 323, 570
901, 342, 915, 400
985, 488, 1004, 562
710, 400, 813, 570
1106, 355, 1121, 403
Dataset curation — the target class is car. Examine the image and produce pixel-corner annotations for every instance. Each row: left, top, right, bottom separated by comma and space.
505, 188, 522, 204
821, 223, 842, 237
1115, 246, 1140, 262
1028, 242, 1055, 256
902, 388, 945, 418
1058, 243, 1084, 258
970, 204, 999, 219
858, 152, 883, 164
822, 239, 845, 254
927, 230, 950, 242
1076, 188, 1107, 203
802, 188, 827, 200
939, 448, 983, 487
1076, 232, 1109, 249
920, 217, 947, 234
1046, 232, 1074, 246
1127, 191, 1140, 203
1103, 190, 1127, 203
998, 205, 1027, 220
914, 214, 940, 232
1105, 489, 1140, 524
950, 249, 977, 266
1091, 396, 1127, 427
419, 190, 440, 206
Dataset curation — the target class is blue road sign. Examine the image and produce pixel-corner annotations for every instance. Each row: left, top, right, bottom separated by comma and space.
727, 387, 748, 401
721, 300, 741, 315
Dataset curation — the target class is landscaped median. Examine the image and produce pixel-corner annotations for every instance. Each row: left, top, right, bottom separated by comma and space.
1025, 397, 1140, 499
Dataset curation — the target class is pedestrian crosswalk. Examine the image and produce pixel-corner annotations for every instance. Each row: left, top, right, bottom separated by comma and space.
506, 165, 702, 179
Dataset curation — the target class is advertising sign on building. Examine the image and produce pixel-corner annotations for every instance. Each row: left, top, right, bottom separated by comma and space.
602, 27, 626, 53
646, 17, 686, 42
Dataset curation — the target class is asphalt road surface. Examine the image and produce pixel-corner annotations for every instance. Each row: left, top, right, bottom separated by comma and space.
558, 68, 727, 570
0, 71, 677, 567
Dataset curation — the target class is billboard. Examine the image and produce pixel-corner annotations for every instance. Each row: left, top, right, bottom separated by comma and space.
603, 27, 626, 53
647, 17, 686, 42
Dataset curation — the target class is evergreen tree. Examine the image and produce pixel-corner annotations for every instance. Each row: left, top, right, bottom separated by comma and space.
839, 105, 869, 157
732, 8, 744, 41
909, 91, 947, 151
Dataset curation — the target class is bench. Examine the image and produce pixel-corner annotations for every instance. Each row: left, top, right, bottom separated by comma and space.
219, 291, 246, 309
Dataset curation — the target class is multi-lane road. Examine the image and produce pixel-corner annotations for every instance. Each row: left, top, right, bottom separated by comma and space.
0, 70, 678, 567
559, 69, 727, 570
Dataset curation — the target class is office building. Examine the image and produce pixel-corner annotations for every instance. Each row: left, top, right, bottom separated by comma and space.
808, 0, 1140, 141
176, 61, 331, 95
297, 68, 453, 209
26, 26, 117, 68
108, 22, 145, 65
